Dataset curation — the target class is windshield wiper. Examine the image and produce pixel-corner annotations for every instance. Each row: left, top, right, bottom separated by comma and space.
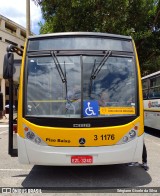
89, 59, 96, 96
50, 52, 73, 114
63, 61, 72, 113
89, 50, 112, 96
91, 50, 112, 79
51, 51, 66, 83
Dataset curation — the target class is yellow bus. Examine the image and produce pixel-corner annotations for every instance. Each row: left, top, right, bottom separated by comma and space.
4, 32, 144, 166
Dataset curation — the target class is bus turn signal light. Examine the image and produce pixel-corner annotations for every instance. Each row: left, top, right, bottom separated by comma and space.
24, 127, 29, 132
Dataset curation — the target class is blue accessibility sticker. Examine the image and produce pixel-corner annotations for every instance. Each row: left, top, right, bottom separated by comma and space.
83, 101, 99, 117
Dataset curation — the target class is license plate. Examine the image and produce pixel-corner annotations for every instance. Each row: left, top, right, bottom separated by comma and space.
71, 155, 93, 164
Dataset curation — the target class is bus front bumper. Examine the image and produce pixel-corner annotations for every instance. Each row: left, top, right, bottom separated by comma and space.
17, 134, 144, 166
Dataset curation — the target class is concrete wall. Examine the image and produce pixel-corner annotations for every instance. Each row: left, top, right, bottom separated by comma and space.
0, 15, 26, 111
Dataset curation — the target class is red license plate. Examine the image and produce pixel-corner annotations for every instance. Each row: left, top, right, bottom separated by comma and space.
71, 156, 93, 164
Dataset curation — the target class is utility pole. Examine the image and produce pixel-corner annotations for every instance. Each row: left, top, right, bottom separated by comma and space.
26, 0, 31, 37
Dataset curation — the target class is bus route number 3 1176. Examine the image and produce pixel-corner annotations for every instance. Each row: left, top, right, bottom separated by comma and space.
94, 134, 115, 141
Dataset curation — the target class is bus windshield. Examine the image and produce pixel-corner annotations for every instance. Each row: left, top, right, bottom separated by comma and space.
26, 53, 136, 118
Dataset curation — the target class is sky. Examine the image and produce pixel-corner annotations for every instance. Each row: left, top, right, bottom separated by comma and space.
0, 0, 42, 35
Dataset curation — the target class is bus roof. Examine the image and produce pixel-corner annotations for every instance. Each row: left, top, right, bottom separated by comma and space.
28, 32, 132, 41
142, 70, 160, 80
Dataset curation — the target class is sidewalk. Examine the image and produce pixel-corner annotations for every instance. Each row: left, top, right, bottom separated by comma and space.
0, 115, 9, 124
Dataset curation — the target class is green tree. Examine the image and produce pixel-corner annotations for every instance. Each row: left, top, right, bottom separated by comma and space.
33, 0, 160, 76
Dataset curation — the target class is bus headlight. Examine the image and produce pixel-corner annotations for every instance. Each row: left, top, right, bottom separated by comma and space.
23, 125, 47, 146
116, 124, 138, 145
123, 136, 128, 142
35, 137, 41, 144
129, 130, 136, 138
26, 131, 35, 140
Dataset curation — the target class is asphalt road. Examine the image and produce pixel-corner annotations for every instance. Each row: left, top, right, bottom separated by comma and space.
0, 125, 160, 195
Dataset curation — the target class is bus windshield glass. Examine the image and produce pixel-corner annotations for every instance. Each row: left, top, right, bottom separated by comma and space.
26, 53, 136, 118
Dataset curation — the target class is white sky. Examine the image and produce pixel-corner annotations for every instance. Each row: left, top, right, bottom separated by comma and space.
0, 0, 42, 34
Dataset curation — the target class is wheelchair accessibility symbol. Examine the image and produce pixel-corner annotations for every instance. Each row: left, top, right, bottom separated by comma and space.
83, 101, 98, 117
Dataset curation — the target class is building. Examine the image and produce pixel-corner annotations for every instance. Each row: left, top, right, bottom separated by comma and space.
0, 15, 26, 112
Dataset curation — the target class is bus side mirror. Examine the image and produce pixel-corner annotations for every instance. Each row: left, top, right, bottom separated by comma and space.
3, 52, 15, 79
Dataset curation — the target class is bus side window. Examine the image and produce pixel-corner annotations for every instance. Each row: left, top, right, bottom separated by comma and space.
143, 90, 148, 99
151, 88, 160, 98
148, 89, 156, 98
148, 90, 153, 98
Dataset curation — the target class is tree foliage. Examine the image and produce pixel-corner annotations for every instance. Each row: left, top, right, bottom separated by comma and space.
33, 0, 160, 76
